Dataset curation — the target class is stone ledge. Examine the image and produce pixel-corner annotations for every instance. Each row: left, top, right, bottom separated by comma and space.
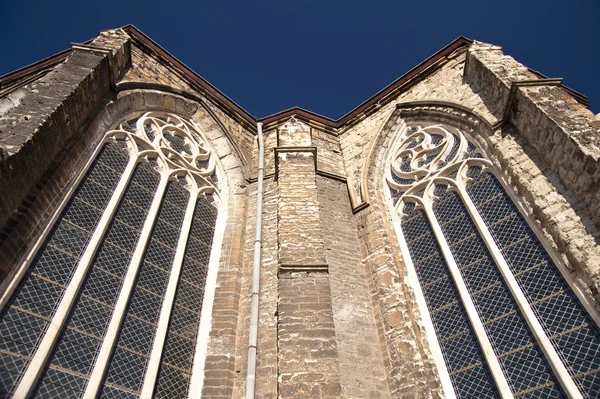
278, 264, 329, 274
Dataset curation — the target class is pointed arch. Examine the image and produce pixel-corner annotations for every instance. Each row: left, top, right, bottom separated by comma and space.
355, 101, 495, 211
376, 110, 600, 398
0, 89, 249, 398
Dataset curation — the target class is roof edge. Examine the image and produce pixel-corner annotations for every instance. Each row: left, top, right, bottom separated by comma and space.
122, 25, 258, 129
1, 30, 588, 133
258, 36, 473, 129
335, 36, 472, 125
526, 68, 589, 107
0, 49, 72, 90
1, 29, 469, 133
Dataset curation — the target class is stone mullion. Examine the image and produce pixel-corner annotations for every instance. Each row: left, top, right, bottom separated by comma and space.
140, 188, 197, 398
421, 201, 514, 399
83, 170, 171, 399
13, 150, 139, 399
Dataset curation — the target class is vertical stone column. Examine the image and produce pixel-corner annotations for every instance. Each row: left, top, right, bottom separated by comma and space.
276, 118, 341, 399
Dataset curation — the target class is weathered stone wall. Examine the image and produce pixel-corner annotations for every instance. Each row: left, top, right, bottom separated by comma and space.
463, 42, 600, 307
317, 175, 392, 399
278, 150, 326, 265
0, 29, 131, 255
274, 118, 343, 398
196, 106, 249, 399
355, 191, 442, 398
278, 271, 342, 399
312, 127, 345, 178
467, 41, 600, 225
260, 127, 278, 177
232, 178, 279, 399
276, 118, 326, 266
120, 43, 255, 176
121, 44, 192, 91
338, 39, 600, 398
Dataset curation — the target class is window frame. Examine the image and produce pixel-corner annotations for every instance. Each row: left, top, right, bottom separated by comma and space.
385, 121, 600, 399
0, 111, 226, 399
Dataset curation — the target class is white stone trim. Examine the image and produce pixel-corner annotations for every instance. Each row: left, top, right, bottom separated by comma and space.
83, 170, 170, 399
140, 183, 198, 398
12, 149, 139, 399
189, 208, 228, 398
391, 218, 457, 399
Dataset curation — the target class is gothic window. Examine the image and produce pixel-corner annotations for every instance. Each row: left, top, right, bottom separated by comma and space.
386, 124, 600, 399
0, 112, 222, 399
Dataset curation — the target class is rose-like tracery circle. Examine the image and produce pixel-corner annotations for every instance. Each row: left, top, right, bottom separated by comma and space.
106, 111, 220, 195
386, 124, 484, 207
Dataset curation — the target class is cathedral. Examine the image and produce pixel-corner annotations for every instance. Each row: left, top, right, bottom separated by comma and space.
0, 25, 599, 399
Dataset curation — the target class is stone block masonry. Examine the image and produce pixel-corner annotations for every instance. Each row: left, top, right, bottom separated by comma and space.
2, 27, 600, 399
277, 151, 325, 266
278, 271, 341, 399
0, 29, 131, 280
275, 118, 342, 398
317, 175, 392, 399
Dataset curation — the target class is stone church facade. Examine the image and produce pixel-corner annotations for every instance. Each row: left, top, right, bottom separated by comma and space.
0, 26, 599, 399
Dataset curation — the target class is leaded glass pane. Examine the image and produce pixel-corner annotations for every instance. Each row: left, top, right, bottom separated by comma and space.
0, 143, 128, 396
153, 196, 217, 398
30, 161, 159, 398
401, 207, 499, 398
387, 123, 600, 398
164, 133, 191, 155
154, 364, 190, 399
467, 171, 600, 398
433, 187, 564, 396
1, 112, 221, 398
100, 179, 189, 397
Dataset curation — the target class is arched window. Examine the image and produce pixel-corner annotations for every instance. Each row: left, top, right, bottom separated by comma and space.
386, 123, 600, 399
0, 112, 223, 399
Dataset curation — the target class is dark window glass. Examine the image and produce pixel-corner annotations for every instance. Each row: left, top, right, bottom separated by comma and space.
153, 197, 217, 399
32, 161, 159, 398
100, 179, 188, 396
467, 170, 600, 398
433, 185, 564, 397
401, 205, 500, 399
0, 143, 128, 396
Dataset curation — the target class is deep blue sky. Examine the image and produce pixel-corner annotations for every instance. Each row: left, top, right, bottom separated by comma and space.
1, 0, 598, 118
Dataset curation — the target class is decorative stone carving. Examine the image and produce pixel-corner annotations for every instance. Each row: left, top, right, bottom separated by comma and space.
385, 122, 489, 213
110, 111, 219, 195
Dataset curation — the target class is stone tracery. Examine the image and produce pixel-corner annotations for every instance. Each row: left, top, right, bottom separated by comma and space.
0, 111, 223, 398
386, 123, 485, 210
385, 121, 600, 399
114, 111, 219, 193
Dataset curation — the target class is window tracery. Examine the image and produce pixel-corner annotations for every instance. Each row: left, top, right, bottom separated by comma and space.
0, 112, 222, 399
386, 123, 600, 399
